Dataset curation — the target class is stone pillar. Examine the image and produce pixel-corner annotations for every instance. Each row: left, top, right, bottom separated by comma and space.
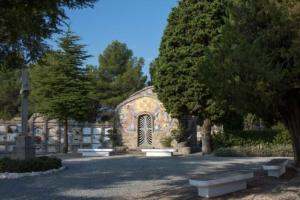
13, 68, 35, 160
57, 122, 61, 153
43, 119, 49, 153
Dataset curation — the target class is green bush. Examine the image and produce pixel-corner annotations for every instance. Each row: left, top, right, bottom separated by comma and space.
214, 145, 293, 157
0, 156, 62, 173
212, 129, 291, 149
171, 125, 187, 143
160, 136, 173, 147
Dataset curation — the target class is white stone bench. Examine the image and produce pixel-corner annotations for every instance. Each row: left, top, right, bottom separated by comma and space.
189, 171, 254, 198
141, 149, 176, 157
263, 159, 289, 178
78, 149, 114, 157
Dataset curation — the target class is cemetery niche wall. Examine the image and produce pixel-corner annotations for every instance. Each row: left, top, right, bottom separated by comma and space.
115, 86, 197, 149
0, 114, 113, 154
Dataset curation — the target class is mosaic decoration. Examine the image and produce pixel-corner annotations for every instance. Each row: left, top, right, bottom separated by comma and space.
117, 87, 177, 136
119, 97, 174, 133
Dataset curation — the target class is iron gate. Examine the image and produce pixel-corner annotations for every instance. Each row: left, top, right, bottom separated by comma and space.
137, 114, 152, 146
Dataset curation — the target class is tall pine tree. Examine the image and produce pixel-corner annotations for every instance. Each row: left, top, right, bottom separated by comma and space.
92, 41, 146, 109
153, 0, 227, 153
31, 29, 94, 153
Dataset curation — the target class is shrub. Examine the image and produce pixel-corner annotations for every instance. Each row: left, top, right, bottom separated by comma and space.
0, 156, 62, 173
212, 129, 291, 149
160, 136, 173, 147
107, 129, 122, 147
214, 145, 293, 157
171, 125, 187, 143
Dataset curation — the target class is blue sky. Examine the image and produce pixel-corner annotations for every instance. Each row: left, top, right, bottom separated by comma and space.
50, 0, 178, 78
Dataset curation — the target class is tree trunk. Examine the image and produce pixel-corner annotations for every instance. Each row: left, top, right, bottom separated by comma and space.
281, 98, 300, 167
63, 119, 68, 154
202, 118, 212, 154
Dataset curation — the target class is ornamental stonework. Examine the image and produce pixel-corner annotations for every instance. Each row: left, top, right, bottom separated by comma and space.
116, 86, 178, 149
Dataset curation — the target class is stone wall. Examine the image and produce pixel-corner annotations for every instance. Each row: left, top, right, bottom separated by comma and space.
116, 86, 179, 149
0, 115, 113, 154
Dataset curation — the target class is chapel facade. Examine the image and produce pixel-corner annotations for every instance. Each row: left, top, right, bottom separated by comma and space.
115, 86, 197, 149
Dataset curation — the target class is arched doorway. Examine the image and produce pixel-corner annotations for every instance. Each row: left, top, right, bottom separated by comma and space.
137, 114, 153, 147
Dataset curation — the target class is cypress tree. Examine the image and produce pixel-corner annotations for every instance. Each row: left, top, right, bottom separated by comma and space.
153, 0, 227, 154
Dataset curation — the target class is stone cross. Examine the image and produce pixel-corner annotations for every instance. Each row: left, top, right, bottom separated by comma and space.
20, 68, 29, 136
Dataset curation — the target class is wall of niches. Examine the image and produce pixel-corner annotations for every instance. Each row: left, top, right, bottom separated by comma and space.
0, 117, 113, 154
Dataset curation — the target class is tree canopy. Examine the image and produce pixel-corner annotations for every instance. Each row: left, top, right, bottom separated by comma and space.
204, 0, 300, 165
91, 41, 147, 108
0, 0, 97, 69
0, 69, 21, 120
30, 29, 94, 152
152, 0, 228, 153
153, 0, 227, 120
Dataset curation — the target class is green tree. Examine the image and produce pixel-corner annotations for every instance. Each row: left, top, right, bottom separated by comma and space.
93, 41, 147, 108
31, 29, 94, 153
0, 69, 21, 119
205, 0, 300, 165
0, 0, 97, 68
153, 0, 227, 154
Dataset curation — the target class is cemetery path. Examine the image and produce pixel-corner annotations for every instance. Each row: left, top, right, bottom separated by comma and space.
0, 154, 281, 200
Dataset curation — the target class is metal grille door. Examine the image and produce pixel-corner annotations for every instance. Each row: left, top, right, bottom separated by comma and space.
138, 114, 152, 146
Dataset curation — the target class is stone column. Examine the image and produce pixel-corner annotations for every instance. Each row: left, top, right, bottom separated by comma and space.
43, 119, 49, 154
13, 68, 35, 160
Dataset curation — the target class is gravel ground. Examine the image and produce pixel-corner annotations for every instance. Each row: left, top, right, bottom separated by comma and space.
0, 154, 290, 200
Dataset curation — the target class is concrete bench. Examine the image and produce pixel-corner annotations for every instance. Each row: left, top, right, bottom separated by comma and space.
263, 159, 289, 178
141, 149, 176, 157
189, 171, 254, 198
78, 149, 114, 157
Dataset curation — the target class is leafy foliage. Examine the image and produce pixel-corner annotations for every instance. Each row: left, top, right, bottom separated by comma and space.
30, 29, 94, 122
203, 0, 300, 164
0, 69, 21, 119
213, 129, 291, 149
160, 136, 173, 148
0, 0, 97, 68
30, 29, 95, 153
214, 145, 293, 157
205, 0, 299, 121
153, 0, 227, 120
90, 41, 146, 108
0, 156, 62, 173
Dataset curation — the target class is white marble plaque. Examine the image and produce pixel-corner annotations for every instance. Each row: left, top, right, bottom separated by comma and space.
93, 128, 102, 134
83, 136, 91, 143
0, 145, 5, 151
0, 126, 6, 133
0, 135, 6, 142
49, 128, 57, 137
83, 128, 91, 135
92, 135, 100, 143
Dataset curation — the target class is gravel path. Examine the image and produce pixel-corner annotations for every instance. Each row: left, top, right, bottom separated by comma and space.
0, 154, 277, 200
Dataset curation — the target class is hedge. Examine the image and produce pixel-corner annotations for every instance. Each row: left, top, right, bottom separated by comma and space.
0, 156, 62, 173
214, 145, 293, 157
212, 129, 291, 149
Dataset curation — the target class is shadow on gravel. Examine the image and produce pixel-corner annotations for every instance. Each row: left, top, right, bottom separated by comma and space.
0, 155, 289, 200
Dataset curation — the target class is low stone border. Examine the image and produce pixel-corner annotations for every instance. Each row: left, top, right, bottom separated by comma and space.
0, 166, 66, 179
